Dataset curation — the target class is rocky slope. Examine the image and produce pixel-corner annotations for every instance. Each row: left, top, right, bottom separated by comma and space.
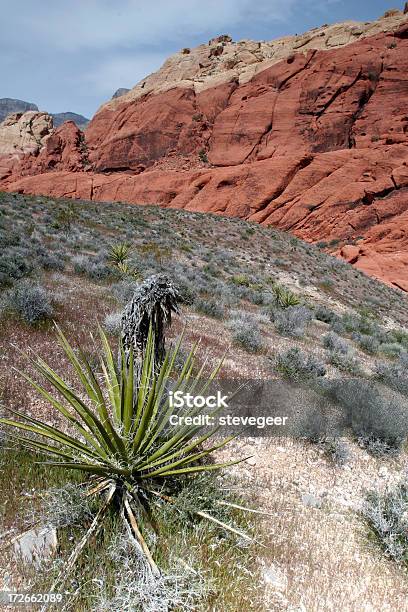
0, 10, 407, 289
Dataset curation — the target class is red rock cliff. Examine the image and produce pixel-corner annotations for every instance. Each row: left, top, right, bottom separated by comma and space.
1, 13, 407, 290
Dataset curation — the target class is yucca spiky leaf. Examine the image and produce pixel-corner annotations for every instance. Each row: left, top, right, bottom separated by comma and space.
107, 242, 132, 266
0, 325, 239, 486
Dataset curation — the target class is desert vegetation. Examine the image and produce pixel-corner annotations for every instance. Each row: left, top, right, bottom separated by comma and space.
1, 191, 408, 610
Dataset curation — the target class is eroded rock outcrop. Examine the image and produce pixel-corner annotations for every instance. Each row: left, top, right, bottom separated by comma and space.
1, 11, 408, 290
0, 111, 53, 156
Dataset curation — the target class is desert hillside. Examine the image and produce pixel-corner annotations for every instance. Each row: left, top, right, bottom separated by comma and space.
1, 191, 408, 609
0, 10, 407, 291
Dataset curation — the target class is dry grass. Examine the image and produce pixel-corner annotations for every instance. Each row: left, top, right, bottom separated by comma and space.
216, 437, 408, 611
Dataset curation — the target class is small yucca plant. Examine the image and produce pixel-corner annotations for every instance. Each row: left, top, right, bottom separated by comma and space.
272, 283, 300, 308
108, 242, 139, 280
108, 242, 132, 267
0, 325, 242, 583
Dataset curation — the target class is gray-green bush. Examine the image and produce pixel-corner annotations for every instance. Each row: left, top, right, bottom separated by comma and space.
3, 280, 53, 324
273, 306, 312, 338
363, 481, 408, 564
323, 332, 349, 354
274, 347, 326, 382
227, 313, 263, 353
376, 353, 408, 397
324, 380, 408, 455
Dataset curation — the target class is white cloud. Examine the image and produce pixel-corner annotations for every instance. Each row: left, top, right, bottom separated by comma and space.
0, 0, 347, 116
2, 0, 298, 51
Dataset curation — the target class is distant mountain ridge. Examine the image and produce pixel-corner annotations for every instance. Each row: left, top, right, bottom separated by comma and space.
112, 88, 130, 99
0, 98, 38, 123
51, 112, 89, 129
0, 98, 89, 129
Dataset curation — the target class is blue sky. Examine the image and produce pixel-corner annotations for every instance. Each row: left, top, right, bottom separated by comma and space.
1, 0, 402, 118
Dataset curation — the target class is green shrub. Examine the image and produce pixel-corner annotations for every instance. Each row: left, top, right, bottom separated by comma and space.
0, 326, 240, 584
53, 203, 78, 232
328, 350, 363, 376
230, 274, 251, 287
357, 333, 380, 354
318, 275, 334, 291
379, 343, 405, 359
324, 379, 408, 455
323, 332, 349, 354
314, 305, 339, 324
38, 251, 65, 271
176, 278, 198, 305
198, 149, 208, 163
332, 312, 381, 337
271, 283, 300, 308
0, 247, 35, 287
376, 353, 408, 396
389, 329, 408, 350
108, 242, 132, 267
72, 254, 112, 281
195, 297, 224, 319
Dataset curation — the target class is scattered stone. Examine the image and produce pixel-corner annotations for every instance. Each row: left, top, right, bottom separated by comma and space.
301, 493, 323, 509
263, 563, 287, 591
13, 526, 57, 567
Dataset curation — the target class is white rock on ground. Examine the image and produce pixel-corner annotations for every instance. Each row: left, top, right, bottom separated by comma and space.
13, 526, 58, 567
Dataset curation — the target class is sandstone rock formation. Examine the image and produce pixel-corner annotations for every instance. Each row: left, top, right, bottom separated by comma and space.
1, 11, 407, 290
0, 111, 53, 156
98, 11, 407, 113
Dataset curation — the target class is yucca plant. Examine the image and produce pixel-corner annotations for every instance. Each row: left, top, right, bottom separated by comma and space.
0, 325, 244, 585
272, 283, 300, 308
108, 242, 132, 267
